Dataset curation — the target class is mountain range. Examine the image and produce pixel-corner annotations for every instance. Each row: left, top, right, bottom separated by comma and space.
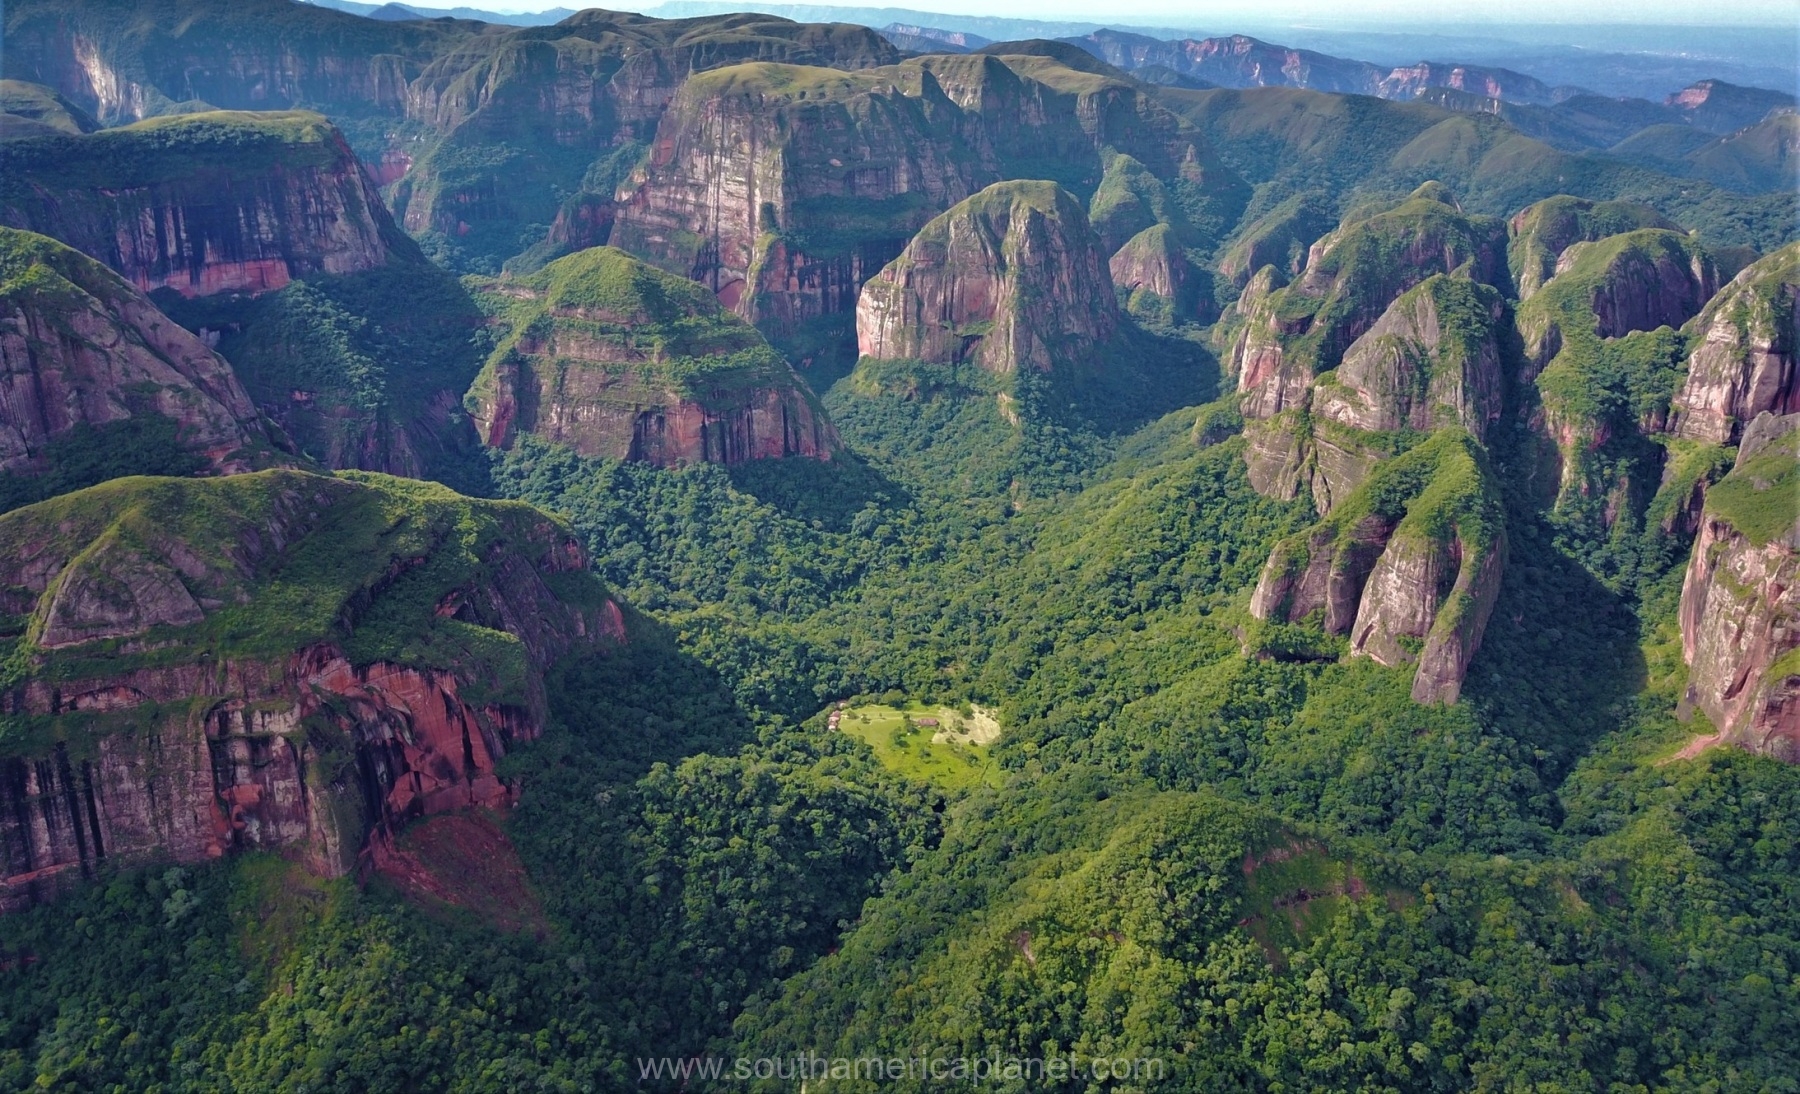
0, 0, 1797, 1088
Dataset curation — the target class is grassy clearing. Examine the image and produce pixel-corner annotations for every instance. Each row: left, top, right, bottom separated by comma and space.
833, 701, 1002, 789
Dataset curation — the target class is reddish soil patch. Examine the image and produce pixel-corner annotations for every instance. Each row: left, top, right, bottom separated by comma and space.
367, 810, 549, 937
1665, 730, 1728, 764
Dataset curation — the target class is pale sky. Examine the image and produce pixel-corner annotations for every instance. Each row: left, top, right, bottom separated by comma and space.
466, 0, 1800, 25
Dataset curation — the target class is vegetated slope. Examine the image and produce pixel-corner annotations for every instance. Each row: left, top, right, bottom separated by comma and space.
1160, 85, 1799, 255
467, 246, 837, 466
2, 0, 904, 272
0, 469, 624, 911
607, 51, 1247, 376
0, 226, 278, 511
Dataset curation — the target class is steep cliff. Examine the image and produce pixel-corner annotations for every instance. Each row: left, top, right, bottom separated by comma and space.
1519, 229, 1719, 519
1315, 275, 1507, 440
1669, 242, 1799, 444
0, 227, 270, 483
854, 181, 1118, 376
1249, 428, 1506, 704
0, 470, 624, 910
1517, 228, 1719, 376
396, 11, 902, 269
1226, 186, 1508, 506
610, 53, 1241, 366
1, 111, 405, 297
469, 247, 836, 466
1, 0, 443, 124
1110, 225, 1204, 324
1678, 412, 1800, 758
1508, 195, 1677, 300
1228, 184, 1507, 424
1068, 29, 1556, 105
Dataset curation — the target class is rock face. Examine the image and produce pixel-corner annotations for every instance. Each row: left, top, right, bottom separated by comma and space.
395, 11, 901, 260
469, 247, 836, 466
0, 227, 269, 475
1, 111, 403, 297
612, 53, 1239, 362
1229, 184, 1507, 422
1518, 228, 1719, 374
1508, 195, 1676, 300
1665, 79, 1799, 136
1678, 413, 1800, 758
1226, 186, 1508, 510
4, 0, 903, 271
2, 0, 437, 124
1066, 29, 1556, 105
855, 181, 1118, 375
0, 471, 624, 911
1670, 242, 1800, 444
1110, 224, 1200, 321
1249, 428, 1505, 704
1314, 275, 1507, 441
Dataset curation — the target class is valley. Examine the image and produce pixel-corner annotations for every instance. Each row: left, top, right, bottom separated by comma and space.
0, 0, 1797, 1088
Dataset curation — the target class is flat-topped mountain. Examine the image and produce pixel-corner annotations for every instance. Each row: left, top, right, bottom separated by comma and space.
0, 470, 623, 910
1, 110, 405, 297
469, 246, 836, 466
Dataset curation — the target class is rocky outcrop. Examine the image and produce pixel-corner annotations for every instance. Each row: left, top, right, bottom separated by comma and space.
2, 0, 437, 124
855, 181, 1118, 375
1666, 79, 1799, 136
1669, 242, 1799, 444
1110, 224, 1201, 321
0, 470, 625, 911
1314, 275, 1507, 441
1, 111, 404, 297
0, 227, 269, 475
470, 247, 836, 466
1249, 428, 1505, 704
611, 53, 1238, 362
1229, 184, 1507, 424
1067, 29, 1557, 105
395, 12, 901, 259
1375, 63, 1554, 106
1218, 192, 1333, 291
1508, 195, 1676, 300
1679, 413, 1800, 758
1519, 228, 1719, 374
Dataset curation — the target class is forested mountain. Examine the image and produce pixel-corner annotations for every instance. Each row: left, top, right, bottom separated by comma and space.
1, 0, 1797, 1089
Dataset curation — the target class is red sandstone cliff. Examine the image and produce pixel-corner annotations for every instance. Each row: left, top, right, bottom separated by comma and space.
0, 470, 625, 911
855, 180, 1119, 375
0, 227, 271, 475
1, 111, 403, 298
470, 247, 836, 467
1670, 242, 1799, 445
1678, 413, 1800, 758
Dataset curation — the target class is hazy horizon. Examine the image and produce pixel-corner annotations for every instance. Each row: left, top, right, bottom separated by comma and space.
444, 0, 1800, 26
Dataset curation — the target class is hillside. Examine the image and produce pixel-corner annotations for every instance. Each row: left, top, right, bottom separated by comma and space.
468, 246, 837, 466
3, 2, 1800, 1089
0, 469, 623, 910
0, 226, 277, 508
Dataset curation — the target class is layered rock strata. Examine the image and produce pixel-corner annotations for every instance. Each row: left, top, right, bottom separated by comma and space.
470, 247, 836, 465
0, 227, 268, 475
0, 471, 624, 910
